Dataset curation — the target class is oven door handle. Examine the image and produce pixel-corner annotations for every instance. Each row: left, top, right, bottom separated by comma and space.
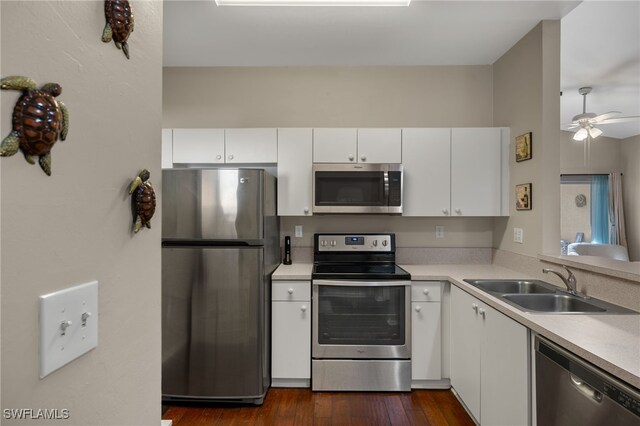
383, 171, 390, 201
313, 279, 411, 287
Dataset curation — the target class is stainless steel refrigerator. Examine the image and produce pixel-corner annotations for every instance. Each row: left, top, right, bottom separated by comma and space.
161, 168, 279, 404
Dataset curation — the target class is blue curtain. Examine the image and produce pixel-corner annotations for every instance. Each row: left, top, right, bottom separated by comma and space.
591, 175, 609, 244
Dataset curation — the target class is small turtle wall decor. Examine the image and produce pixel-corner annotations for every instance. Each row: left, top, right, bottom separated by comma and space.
129, 169, 156, 233
102, 0, 134, 59
0, 76, 69, 176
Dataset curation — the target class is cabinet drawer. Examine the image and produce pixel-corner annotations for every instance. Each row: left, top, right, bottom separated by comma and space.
411, 281, 442, 302
272, 281, 310, 301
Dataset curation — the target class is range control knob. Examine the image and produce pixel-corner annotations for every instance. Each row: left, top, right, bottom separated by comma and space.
382, 240, 388, 247
372, 240, 378, 247
321, 240, 327, 247
330, 240, 337, 247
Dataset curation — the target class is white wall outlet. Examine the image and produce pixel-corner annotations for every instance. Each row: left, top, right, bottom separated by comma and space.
514, 228, 524, 244
435, 226, 445, 239
294, 225, 303, 238
39, 281, 98, 378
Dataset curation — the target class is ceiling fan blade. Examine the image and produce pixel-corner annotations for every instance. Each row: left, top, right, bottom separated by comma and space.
596, 116, 640, 124
592, 111, 621, 122
564, 123, 580, 129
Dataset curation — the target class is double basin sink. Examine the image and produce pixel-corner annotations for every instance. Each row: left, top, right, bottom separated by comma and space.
463, 279, 636, 314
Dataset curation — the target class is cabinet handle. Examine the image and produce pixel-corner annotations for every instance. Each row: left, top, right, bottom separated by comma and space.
228, 154, 234, 160
300, 305, 307, 312
216, 155, 222, 160
348, 154, 354, 161
472, 303, 478, 313
304, 207, 309, 214
422, 289, 429, 295
442, 209, 449, 215
415, 305, 422, 312
455, 208, 461, 215
288, 288, 294, 294
360, 155, 367, 162
479, 308, 486, 319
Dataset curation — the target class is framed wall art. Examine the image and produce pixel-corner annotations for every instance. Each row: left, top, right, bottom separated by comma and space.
515, 183, 532, 211
515, 132, 532, 162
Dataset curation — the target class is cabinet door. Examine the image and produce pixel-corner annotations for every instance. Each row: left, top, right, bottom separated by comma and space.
272, 301, 310, 380
450, 286, 482, 421
451, 128, 502, 216
357, 128, 401, 163
162, 128, 173, 169
481, 305, 529, 426
277, 128, 313, 216
225, 128, 277, 163
313, 128, 357, 163
172, 128, 225, 164
411, 302, 442, 381
402, 128, 451, 216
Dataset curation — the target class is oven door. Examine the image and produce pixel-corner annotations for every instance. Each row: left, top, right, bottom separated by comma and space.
312, 164, 402, 214
312, 279, 411, 359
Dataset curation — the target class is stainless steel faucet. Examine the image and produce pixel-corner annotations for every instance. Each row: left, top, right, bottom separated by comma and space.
543, 266, 578, 295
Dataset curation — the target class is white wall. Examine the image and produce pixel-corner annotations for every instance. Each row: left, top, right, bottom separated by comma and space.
163, 66, 493, 128
493, 21, 561, 257
1, 2, 162, 425
621, 135, 640, 261
560, 183, 591, 242
560, 130, 622, 174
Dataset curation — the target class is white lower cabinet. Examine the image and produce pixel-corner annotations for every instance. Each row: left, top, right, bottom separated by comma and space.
271, 280, 311, 387
450, 286, 529, 425
411, 281, 443, 388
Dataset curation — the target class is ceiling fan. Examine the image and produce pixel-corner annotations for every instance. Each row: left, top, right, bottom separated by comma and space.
567, 87, 640, 141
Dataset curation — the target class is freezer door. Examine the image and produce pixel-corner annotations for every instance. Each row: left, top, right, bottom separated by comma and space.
162, 169, 264, 241
162, 246, 268, 400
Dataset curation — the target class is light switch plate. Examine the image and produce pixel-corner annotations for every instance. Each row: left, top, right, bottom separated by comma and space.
295, 225, 303, 238
435, 226, 445, 239
39, 281, 98, 378
514, 228, 524, 244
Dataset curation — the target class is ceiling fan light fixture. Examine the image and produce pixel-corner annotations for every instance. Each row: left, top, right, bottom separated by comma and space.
214, 0, 411, 5
588, 126, 603, 139
573, 128, 589, 141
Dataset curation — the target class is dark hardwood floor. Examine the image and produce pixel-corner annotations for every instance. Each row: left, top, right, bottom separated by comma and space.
162, 388, 475, 425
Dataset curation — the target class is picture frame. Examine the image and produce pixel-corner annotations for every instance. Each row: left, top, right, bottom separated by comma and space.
515, 183, 532, 210
515, 132, 532, 162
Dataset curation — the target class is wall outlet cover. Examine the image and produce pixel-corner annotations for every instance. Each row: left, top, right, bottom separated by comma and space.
294, 225, 303, 238
514, 228, 524, 244
39, 281, 98, 378
435, 226, 445, 239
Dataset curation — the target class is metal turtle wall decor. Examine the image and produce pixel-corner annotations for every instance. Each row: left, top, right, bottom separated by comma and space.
0, 76, 69, 176
129, 169, 156, 233
102, 0, 134, 59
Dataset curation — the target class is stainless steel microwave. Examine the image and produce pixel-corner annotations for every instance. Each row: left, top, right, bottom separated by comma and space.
312, 164, 403, 214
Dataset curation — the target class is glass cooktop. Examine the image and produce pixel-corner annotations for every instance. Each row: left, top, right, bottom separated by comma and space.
312, 263, 411, 280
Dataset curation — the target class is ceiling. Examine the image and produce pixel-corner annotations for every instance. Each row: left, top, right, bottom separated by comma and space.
163, 0, 640, 139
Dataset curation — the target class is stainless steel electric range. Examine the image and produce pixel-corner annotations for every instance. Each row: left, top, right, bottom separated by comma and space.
311, 233, 412, 392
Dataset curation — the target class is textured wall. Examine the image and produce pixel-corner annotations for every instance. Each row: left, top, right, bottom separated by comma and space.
560, 183, 591, 243
492, 21, 561, 256
1, 2, 162, 425
621, 135, 640, 261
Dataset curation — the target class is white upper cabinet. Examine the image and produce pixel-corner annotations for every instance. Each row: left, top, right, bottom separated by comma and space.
357, 128, 402, 163
277, 128, 313, 216
451, 128, 502, 216
172, 128, 225, 164
225, 128, 277, 164
402, 128, 451, 216
162, 128, 173, 169
312, 128, 358, 163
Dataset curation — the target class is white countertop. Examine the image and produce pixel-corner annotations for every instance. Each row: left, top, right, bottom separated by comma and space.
272, 262, 640, 388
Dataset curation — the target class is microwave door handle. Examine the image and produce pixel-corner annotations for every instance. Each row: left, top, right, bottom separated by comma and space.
384, 171, 389, 201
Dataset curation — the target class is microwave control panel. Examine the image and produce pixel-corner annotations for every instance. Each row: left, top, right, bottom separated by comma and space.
316, 234, 393, 252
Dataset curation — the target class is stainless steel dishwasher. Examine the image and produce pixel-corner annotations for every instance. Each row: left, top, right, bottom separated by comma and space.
535, 336, 640, 426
